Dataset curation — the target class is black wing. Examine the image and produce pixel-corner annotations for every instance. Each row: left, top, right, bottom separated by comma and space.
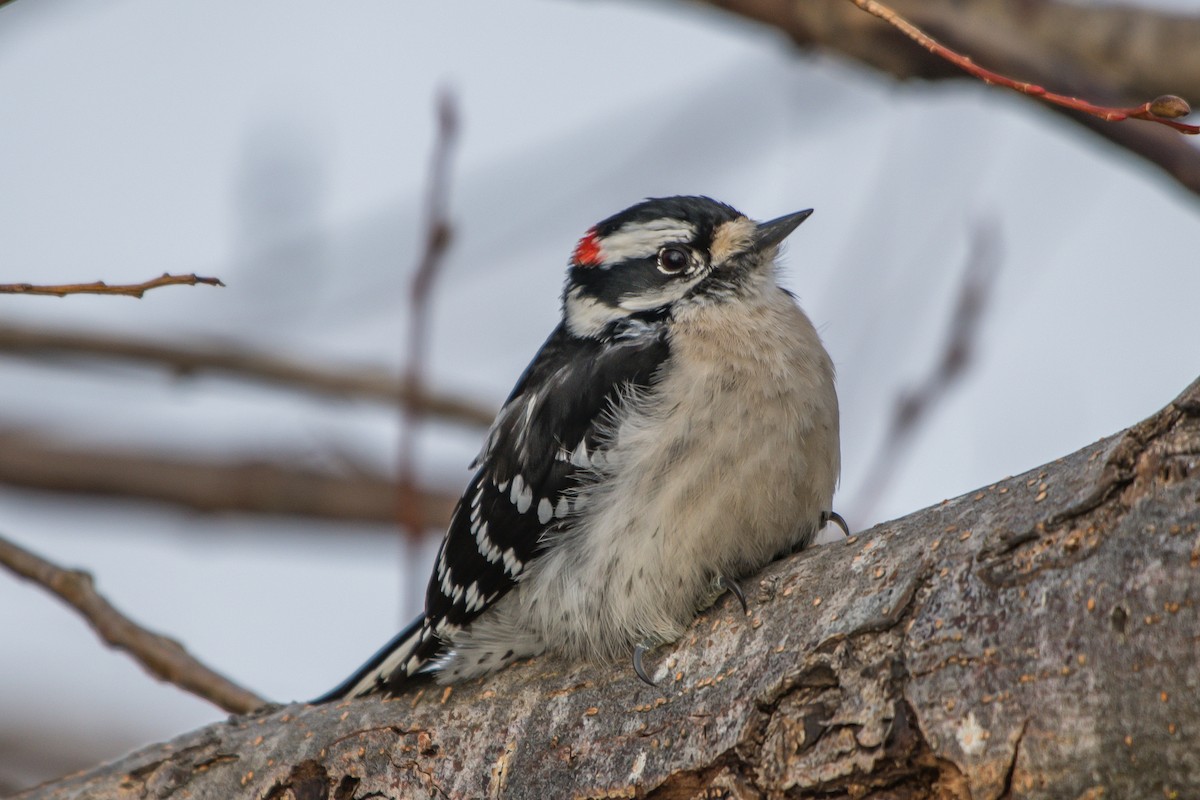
317, 317, 669, 700
422, 320, 671, 642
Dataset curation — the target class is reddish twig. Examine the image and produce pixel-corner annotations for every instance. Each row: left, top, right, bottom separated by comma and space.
850, 223, 1003, 528
847, 0, 1199, 134
0, 533, 267, 714
397, 91, 460, 590
0, 273, 226, 298
0, 323, 494, 428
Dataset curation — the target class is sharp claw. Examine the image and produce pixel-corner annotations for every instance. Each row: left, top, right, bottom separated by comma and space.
718, 575, 749, 615
821, 510, 851, 538
633, 643, 657, 687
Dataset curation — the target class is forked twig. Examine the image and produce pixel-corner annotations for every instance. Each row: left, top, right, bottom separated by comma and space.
848, 0, 1199, 134
0, 273, 226, 298
0, 533, 266, 714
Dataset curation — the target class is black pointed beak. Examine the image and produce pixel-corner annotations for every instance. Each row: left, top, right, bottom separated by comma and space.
754, 209, 813, 252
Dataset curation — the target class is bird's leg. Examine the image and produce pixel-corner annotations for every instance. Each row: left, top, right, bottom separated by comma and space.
717, 575, 749, 614
821, 510, 851, 538
632, 643, 657, 687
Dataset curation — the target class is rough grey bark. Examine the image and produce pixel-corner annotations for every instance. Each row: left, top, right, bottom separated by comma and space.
14, 377, 1200, 800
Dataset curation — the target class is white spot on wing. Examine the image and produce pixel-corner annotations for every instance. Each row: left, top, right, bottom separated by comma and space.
555, 496, 570, 518
512, 474, 533, 514
569, 440, 590, 468
464, 582, 481, 611
502, 548, 523, 576
537, 497, 553, 524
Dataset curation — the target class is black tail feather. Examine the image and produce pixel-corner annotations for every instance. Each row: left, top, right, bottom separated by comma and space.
311, 615, 429, 703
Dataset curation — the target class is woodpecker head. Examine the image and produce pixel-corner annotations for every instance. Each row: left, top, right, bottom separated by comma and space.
563, 195, 812, 338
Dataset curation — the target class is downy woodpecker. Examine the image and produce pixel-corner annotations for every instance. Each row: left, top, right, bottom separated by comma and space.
316, 195, 840, 700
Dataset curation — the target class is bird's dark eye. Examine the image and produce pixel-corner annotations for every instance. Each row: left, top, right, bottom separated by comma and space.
657, 246, 690, 275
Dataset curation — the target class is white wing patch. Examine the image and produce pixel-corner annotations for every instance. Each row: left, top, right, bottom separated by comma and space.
510, 473, 533, 514
502, 548, 523, 576
475, 520, 503, 564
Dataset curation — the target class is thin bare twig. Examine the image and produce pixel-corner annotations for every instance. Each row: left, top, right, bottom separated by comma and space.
850, 223, 1003, 528
0, 533, 266, 714
0, 323, 494, 428
0, 273, 226, 298
0, 430, 459, 526
846, 0, 1198, 134
397, 91, 461, 552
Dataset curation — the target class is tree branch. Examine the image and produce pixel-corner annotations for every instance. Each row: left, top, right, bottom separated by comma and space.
0, 534, 265, 715
15, 376, 1200, 798
398, 90, 461, 541
0, 273, 225, 298
692, 0, 1200, 196
845, 0, 1196, 133
0, 430, 458, 526
0, 323, 495, 428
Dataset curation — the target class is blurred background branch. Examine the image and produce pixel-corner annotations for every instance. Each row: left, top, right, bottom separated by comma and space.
848, 222, 1004, 528
396, 90, 460, 604
0, 323, 494, 427
0, 533, 265, 714
849, 221, 1008, 527
0, 430, 458, 525
692, 0, 1200, 195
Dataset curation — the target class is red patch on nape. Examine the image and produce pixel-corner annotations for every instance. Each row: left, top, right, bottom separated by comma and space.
571, 228, 602, 267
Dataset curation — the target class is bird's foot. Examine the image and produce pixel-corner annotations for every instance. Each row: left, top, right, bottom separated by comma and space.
717, 574, 749, 615
632, 643, 657, 687
821, 510, 851, 538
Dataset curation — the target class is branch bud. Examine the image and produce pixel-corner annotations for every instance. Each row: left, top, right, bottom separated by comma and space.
1149, 95, 1191, 119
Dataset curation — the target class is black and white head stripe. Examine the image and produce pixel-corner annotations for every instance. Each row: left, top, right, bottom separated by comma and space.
571, 196, 743, 268
564, 197, 752, 338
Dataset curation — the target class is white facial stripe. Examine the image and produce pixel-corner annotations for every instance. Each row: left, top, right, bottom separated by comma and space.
617, 277, 704, 312
565, 286, 627, 338
598, 220, 696, 266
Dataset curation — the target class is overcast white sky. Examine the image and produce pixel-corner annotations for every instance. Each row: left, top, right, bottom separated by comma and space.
1, 0, 1198, 789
